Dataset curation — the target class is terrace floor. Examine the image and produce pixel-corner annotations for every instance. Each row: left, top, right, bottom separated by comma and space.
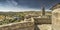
35, 24, 52, 30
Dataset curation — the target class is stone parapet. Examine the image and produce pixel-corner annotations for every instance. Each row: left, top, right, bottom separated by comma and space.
52, 8, 60, 30
0, 18, 34, 30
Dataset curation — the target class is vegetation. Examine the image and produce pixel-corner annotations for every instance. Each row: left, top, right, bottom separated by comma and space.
0, 11, 51, 25
0, 12, 25, 25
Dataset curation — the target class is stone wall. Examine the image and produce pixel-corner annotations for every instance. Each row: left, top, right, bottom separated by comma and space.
0, 21, 34, 30
52, 8, 60, 30
34, 18, 51, 24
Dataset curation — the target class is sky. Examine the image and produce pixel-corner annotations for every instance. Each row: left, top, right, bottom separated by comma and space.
0, 0, 60, 12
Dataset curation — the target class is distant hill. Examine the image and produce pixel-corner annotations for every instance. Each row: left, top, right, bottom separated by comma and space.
0, 11, 52, 16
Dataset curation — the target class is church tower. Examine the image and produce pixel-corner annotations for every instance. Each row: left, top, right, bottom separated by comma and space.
42, 6, 45, 16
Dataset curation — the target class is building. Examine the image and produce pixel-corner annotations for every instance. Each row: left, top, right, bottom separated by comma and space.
51, 3, 60, 30
50, 3, 60, 10
34, 7, 51, 24
24, 6, 52, 24
42, 6, 45, 16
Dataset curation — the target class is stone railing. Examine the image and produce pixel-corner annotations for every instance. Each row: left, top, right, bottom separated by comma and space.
0, 18, 34, 30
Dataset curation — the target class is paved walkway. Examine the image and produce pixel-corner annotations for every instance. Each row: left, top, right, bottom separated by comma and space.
35, 24, 52, 30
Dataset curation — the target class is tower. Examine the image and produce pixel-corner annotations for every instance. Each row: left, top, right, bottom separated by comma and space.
51, 3, 60, 30
42, 6, 45, 16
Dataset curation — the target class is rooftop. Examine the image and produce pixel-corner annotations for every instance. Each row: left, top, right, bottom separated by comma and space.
50, 3, 60, 10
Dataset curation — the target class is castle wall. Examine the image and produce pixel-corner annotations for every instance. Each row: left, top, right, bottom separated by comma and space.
0, 21, 34, 30
34, 17, 51, 24
35, 19, 51, 24
52, 8, 60, 30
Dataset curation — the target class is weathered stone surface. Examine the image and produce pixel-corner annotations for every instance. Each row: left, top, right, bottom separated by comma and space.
52, 8, 60, 30
0, 21, 34, 30
37, 24, 52, 30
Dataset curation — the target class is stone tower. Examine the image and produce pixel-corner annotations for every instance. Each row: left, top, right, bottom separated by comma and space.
42, 6, 45, 16
51, 3, 60, 30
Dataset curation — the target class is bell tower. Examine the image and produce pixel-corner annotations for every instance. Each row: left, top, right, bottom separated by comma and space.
42, 6, 45, 16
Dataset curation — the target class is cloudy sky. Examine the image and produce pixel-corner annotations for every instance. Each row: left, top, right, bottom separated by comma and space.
0, 0, 60, 12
